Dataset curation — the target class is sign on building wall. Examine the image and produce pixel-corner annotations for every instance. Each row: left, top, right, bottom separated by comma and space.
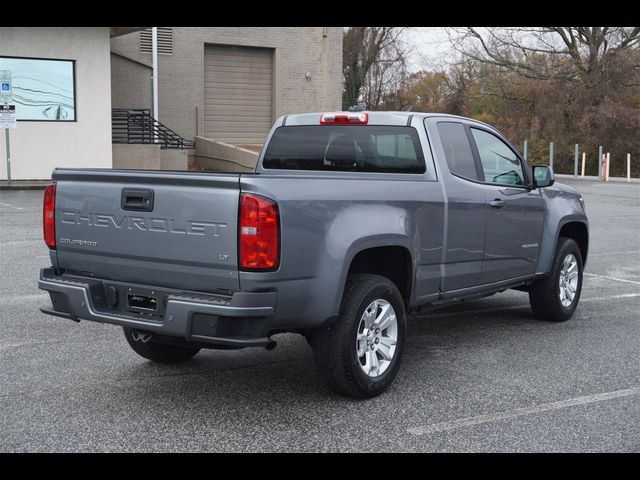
0, 56, 76, 121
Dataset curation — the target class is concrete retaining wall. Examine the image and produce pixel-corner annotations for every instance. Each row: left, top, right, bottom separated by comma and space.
192, 137, 259, 172
112, 144, 189, 170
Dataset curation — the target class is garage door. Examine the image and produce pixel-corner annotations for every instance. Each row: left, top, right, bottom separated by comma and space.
204, 45, 273, 144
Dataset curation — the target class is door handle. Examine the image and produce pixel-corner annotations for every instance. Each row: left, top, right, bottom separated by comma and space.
489, 199, 505, 208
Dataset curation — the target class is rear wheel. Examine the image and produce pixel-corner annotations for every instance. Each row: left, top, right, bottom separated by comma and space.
529, 237, 583, 322
310, 274, 406, 399
123, 327, 201, 364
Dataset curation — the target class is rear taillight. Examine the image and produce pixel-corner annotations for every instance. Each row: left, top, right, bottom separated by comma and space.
320, 112, 368, 125
43, 183, 56, 249
239, 193, 279, 270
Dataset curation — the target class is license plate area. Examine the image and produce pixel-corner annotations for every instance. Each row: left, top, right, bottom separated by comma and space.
113, 284, 168, 320
127, 294, 158, 312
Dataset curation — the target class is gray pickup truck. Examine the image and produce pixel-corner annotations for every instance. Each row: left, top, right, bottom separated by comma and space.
39, 111, 588, 398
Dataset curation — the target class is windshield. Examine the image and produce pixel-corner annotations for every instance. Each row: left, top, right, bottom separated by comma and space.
262, 125, 426, 174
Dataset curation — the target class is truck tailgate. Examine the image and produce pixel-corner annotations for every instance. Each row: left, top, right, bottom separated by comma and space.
52, 169, 240, 293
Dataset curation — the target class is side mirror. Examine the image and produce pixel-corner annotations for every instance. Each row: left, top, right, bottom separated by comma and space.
532, 165, 555, 189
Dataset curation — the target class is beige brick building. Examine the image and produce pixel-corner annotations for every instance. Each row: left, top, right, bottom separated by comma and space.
111, 27, 343, 145
0, 27, 343, 179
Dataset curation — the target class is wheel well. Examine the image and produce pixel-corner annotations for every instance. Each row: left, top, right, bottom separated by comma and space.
348, 246, 412, 306
559, 222, 588, 265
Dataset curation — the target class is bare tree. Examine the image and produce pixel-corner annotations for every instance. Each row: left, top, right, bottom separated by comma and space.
343, 27, 411, 109
446, 27, 640, 83
441, 27, 640, 175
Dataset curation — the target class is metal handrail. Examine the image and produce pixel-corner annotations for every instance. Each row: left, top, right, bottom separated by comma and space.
112, 109, 195, 149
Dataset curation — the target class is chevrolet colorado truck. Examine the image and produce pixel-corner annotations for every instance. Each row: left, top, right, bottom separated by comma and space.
38, 111, 588, 398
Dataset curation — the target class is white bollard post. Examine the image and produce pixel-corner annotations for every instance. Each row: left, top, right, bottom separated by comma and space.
605, 152, 611, 181
581, 152, 586, 177
628, 153, 631, 182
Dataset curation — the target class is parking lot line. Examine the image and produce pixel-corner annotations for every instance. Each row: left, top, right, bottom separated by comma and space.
407, 386, 640, 436
0, 294, 49, 305
0, 239, 41, 246
589, 250, 640, 256
0, 201, 23, 210
584, 273, 640, 286
583, 293, 640, 301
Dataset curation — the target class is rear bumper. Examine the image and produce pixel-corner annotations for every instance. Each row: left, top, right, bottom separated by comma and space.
38, 268, 277, 348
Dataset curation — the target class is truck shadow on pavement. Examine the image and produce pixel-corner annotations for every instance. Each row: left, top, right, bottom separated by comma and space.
118, 298, 562, 405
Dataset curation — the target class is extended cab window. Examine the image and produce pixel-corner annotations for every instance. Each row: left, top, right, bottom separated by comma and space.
437, 122, 479, 181
471, 128, 525, 186
262, 125, 426, 174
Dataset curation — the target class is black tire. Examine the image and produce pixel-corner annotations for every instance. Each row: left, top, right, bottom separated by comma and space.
529, 237, 583, 322
310, 274, 406, 399
123, 327, 201, 364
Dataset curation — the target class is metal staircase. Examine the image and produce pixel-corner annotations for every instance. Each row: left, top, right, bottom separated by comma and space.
112, 109, 195, 149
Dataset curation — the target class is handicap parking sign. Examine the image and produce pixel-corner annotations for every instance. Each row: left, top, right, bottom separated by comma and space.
0, 71, 11, 103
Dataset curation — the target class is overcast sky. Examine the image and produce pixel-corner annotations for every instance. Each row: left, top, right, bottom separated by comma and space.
404, 27, 457, 72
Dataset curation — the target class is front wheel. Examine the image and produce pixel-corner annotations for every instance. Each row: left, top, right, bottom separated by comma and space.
529, 237, 583, 322
310, 274, 406, 399
123, 327, 201, 364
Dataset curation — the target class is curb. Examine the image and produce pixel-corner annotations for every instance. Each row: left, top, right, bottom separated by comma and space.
0, 183, 49, 190
555, 174, 640, 184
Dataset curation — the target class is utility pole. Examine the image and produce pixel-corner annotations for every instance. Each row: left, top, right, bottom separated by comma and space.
152, 27, 159, 142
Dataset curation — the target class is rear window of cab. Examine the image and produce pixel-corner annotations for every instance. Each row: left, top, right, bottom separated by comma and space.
262, 125, 426, 174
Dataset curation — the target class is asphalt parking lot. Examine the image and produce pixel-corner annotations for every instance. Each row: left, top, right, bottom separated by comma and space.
1, 178, 639, 452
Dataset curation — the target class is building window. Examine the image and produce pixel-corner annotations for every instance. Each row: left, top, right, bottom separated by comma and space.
140, 28, 173, 55
0, 56, 76, 121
